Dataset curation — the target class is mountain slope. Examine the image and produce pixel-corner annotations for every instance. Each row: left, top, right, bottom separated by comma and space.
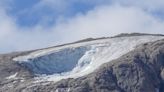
1, 33, 164, 92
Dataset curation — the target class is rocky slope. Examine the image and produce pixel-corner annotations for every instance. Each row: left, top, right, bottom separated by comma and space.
1, 33, 164, 92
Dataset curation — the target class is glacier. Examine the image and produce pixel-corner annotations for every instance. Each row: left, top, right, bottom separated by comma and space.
13, 35, 164, 82
18, 47, 89, 75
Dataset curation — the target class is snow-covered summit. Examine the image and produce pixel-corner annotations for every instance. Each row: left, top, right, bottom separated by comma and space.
13, 34, 164, 82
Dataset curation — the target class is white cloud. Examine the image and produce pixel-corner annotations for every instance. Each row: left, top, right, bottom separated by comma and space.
114, 0, 164, 11
36, 0, 164, 12
0, 2, 164, 53
50, 5, 164, 41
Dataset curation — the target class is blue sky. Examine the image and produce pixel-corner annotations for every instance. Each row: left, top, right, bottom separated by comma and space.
6, 0, 111, 27
1, 0, 164, 53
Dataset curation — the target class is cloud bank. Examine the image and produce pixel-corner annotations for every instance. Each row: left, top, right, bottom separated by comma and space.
0, 1, 164, 53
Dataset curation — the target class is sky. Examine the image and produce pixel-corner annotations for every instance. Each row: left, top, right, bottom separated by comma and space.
0, 0, 164, 53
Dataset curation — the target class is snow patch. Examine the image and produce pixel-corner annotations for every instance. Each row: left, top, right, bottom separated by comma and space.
55, 88, 71, 92
156, 88, 159, 92
6, 73, 18, 79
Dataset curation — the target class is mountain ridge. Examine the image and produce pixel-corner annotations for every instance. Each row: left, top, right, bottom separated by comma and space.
1, 33, 164, 92
2, 33, 163, 55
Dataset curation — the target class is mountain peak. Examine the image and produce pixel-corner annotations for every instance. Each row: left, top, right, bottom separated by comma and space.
1, 33, 164, 92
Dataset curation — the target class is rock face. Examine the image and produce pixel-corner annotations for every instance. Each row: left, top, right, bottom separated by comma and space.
1, 33, 164, 92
